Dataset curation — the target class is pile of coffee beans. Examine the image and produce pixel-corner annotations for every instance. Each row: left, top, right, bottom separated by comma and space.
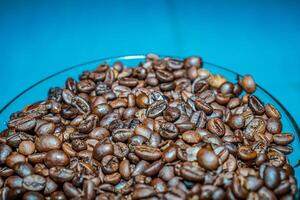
0, 54, 297, 199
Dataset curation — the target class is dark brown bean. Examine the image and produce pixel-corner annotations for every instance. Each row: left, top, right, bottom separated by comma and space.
197, 146, 219, 170
273, 133, 294, 145
35, 134, 61, 152
135, 145, 162, 161
207, 118, 225, 137
44, 150, 70, 168
92, 142, 114, 162
23, 174, 46, 191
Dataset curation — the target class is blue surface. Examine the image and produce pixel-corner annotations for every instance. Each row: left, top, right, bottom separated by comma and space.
0, 0, 300, 124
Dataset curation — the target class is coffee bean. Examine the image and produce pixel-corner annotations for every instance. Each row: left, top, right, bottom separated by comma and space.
113, 142, 129, 160
49, 167, 74, 182
35, 135, 61, 152
273, 133, 294, 145
44, 177, 58, 195
181, 162, 205, 181
159, 122, 178, 139
101, 155, 119, 174
265, 104, 281, 119
119, 159, 131, 180
77, 79, 96, 93
92, 142, 114, 162
195, 98, 213, 114
144, 160, 164, 176
197, 146, 219, 170
244, 118, 266, 141
266, 117, 282, 134
240, 75, 256, 94
36, 122, 55, 136
163, 107, 181, 122
88, 127, 110, 140
6, 152, 26, 168
63, 182, 80, 198
14, 162, 34, 177
23, 174, 46, 191
249, 95, 265, 115
162, 145, 177, 163
182, 130, 201, 144
238, 145, 257, 160
44, 150, 70, 168
119, 77, 139, 88
156, 70, 174, 83
6, 175, 23, 188
0, 143, 12, 165
228, 114, 245, 129
147, 100, 167, 118
207, 118, 225, 137
22, 191, 45, 200
135, 145, 161, 161
112, 129, 134, 142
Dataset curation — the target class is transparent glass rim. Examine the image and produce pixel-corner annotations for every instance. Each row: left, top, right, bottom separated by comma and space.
0, 54, 299, 140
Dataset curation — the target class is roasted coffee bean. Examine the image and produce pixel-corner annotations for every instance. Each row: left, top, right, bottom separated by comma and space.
207, 118, 225, 137
273, 133, 294, 145
6, 152, 26, 168
22, 191, 45, 200
18, 140, 35, 156
132, 186, 156, 200
44, 150, 70, 168
71, 139, 87, 152
63, 182, 80, 198
162, 145, 177, 163
195, 98, 213, 114
112, 128, 134, 142
135, 145, 161, 161
265, 104, 281, 119
44, 177, 58, 195
6, 175, 23, 188
49, 167, 74, 182
159, 122, 178, 139
228, 114, 245, 129
147, 100, 167, 118
92, 142, 114, 162
190, 110, 207, 128
113, 142, 129, 159
14, 162, 34, 177
244, 117, 266, 141
35, 134, 61, 152
181, 162, 205, 181
182, 130, 201, 144
0, 143, 12, 165
144, 159, 164, 176
248, 95, 264, 115
89, 127, 110, 140
119, 77, 139, 88
156, 69, 174, 83
240, 75, 256, 94
266, 117, 282, 134
263, 166, 280, 189
77, 79, 96, 93
238, 145, 257, 160
163, 107, 181, 122
197, 146, 219, 170
23, 174, 46, 191
101, 155, 119, 174
50, 191, 67, 200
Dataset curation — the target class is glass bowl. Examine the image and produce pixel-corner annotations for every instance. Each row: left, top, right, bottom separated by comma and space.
0, 55, 299, 196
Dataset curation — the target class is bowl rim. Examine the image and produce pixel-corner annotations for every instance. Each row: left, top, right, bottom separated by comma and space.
0, 54, 299, 138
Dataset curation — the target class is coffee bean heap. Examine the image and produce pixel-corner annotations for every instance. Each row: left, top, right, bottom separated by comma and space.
0, 54, 297, 200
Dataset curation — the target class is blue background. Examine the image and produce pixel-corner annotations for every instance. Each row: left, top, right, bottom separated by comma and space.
0, 0, 299, 124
